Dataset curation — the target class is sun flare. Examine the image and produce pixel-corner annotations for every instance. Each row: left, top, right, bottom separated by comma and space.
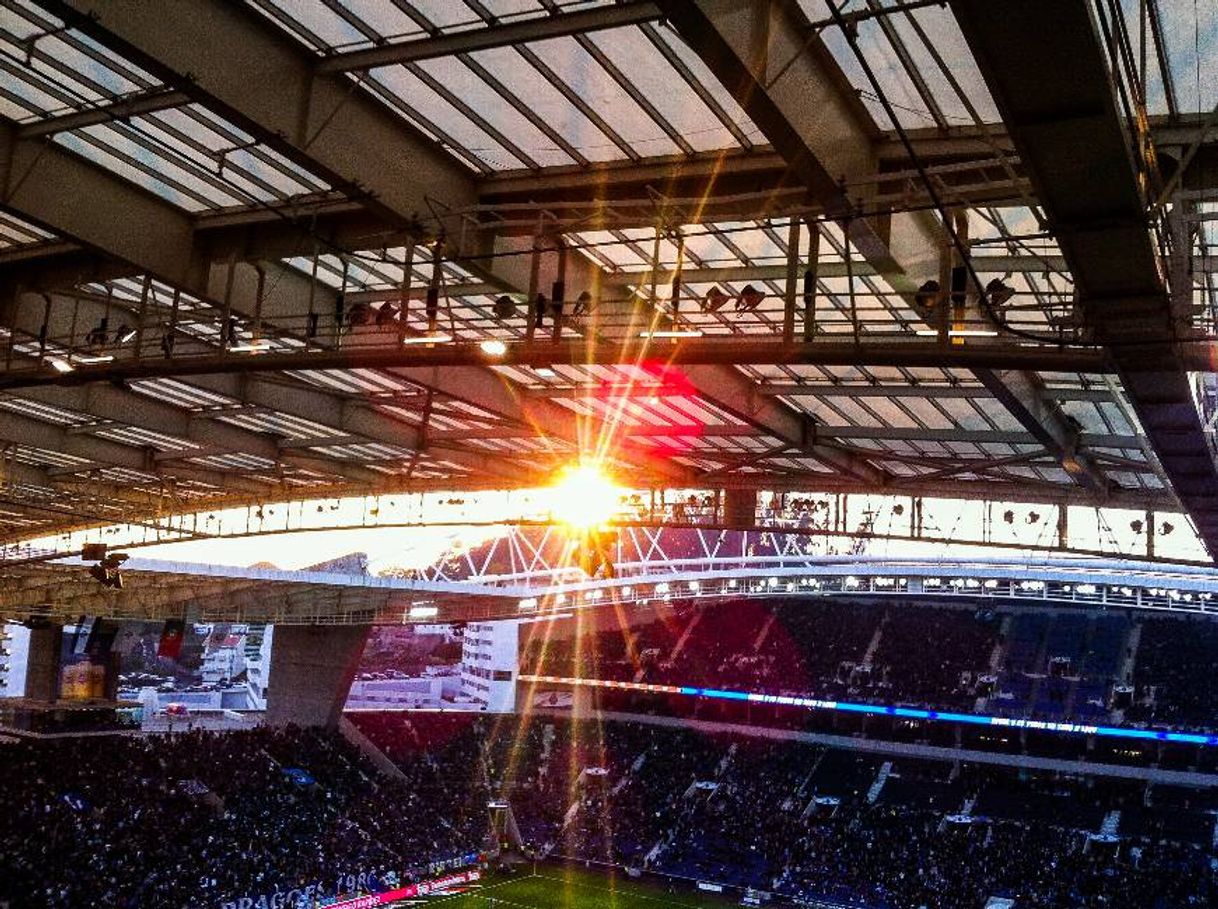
547, 463, 623, 530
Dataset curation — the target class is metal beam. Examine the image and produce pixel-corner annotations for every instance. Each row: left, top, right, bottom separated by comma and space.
16, 88, 191, 139
814, 425, 1139, 449
0, 339, 1116, 391
951, 0, 1218, 555
679, 363, 884, 483
613, 256, 1070, 287
315, 2, 663, 74
664, 0, 1113, 499
753, 384, 1117, 403
0, 407, 271, 491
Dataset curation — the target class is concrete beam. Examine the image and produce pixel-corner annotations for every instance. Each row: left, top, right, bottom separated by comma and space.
0, 119, 206, 289
265, 624, 371, 728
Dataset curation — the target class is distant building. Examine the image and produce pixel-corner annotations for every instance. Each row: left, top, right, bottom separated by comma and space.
346, 670, 461, 709
459, 620, 518, 712
0, 624, 30, 698
200, 627, 247, 685
244, 624, 272, 710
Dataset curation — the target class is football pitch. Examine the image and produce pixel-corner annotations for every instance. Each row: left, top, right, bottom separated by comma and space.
430, 867, 742, 909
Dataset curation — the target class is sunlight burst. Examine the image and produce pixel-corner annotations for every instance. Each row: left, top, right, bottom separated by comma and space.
547, 463, 622, 530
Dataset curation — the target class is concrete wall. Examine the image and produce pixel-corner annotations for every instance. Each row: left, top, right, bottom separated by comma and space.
265, 624, 370, 728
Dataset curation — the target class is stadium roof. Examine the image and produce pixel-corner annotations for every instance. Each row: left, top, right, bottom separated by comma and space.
1, 1, 1218, 557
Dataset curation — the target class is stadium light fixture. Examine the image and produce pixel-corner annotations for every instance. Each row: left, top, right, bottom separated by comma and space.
85, 317, 108, 347
985, 278, 1016, 308
736, 284, 766, 310
492, 295, 516, 320
71, 353, 115, 365
403, 333, 453, 344
228, 340, 273, 353
479, 339, 508, 357
700, 286, 730, 312
48, 358, 73, 373
534, 366, 557, 378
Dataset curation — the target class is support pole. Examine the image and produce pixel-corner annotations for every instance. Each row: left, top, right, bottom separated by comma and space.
784, 218, 800, 343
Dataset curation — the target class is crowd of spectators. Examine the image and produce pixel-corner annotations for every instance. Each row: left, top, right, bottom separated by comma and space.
1129, 616, 1218, 727
6, 710, 1217, 909
0, 725, 486, 908
353, 713, 1218, 908
524, 598, 1218, 732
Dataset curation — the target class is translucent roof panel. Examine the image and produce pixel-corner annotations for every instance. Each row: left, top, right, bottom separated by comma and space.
248, 1, 623, 53
0, 1, 161, 123
249, 2, 759, 170
53, 104, 330, 211
1109, 0, 1218, 117
798, 0, 998, 130
0, 212, 54, 249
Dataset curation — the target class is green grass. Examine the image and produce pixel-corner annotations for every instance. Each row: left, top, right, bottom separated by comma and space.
431, 866, 743, 909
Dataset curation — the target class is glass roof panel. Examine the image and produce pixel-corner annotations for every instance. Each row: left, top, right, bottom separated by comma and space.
416, 56, 577, 167
0, 4, 160, 119
0, 212, 53, 248
54, 129, 215, 211
370, 65, 526, 170
526, 35, 681, 158
584, 26, 743, 153
1138, 0, 1218, 116
466, 45, 624, 163
646, 24, 762, 143
798, 0, 997, 130
336, 0, 429, 41
248, 0, 366, 51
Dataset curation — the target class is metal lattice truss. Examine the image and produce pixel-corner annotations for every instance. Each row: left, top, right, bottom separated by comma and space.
5, 551, 1218, 626
1, 1, 1218, 554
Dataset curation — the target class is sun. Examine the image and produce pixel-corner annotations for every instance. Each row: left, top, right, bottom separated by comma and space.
547, 463, 622, 530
